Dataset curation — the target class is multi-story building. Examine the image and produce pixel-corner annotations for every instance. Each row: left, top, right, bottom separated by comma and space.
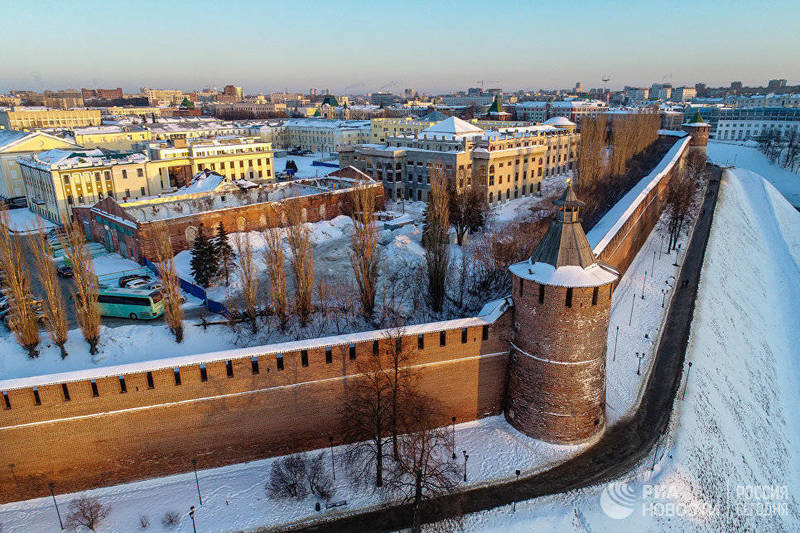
369, 112, 446, 143
672, 87, 697, 102
0, 130, 80, 200
102, 106, 164, 118
223, 85, 244, 101
626, 87, 650, 103
18, 149, 152, 223
279, 119, 370, 154
0, 107, 102, 130
81, 88, 124, 101
71, 125, 152, 151
140, 87, 184, 106
713, 107, 800, 141
370, 92, 399, 107
340, 116, 578, 205
0, 95, 22, 107
145, 137, 274, 190
516, 100, 607, 127
42, 90, 85, 109
649, 83, 672, 101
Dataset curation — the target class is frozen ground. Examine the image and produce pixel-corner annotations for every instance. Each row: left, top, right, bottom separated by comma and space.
450, 168, 800, 531
0, 207, 57, 233
707, 140, 800, 207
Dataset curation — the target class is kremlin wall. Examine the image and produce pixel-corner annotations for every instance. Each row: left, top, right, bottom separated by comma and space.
0, 127, 706, 503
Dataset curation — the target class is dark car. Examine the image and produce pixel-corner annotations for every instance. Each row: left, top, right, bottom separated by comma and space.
118, 274, 150, 288
56, 264, 73, 278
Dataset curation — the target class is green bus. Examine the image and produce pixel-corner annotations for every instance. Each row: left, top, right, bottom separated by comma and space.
98, 288, 164, 320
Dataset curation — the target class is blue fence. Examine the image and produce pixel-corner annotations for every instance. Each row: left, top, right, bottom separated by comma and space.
142, 257, 229, 317
312, 160, 339, 168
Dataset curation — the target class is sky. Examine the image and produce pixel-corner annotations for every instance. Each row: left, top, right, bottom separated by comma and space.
1, 0, 799, 94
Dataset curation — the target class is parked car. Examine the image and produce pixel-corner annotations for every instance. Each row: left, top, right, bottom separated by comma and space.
1, 298, 45, 328
124, 279, 151, 290
56, 264, 73, 278
118, 274, 150, 288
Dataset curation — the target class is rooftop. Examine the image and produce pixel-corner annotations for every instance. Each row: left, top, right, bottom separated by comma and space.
418, 116, 484, 139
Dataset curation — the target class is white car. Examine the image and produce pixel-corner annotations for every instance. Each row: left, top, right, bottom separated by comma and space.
124, 279, 151, 290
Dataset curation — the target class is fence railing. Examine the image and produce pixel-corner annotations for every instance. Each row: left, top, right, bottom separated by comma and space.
142, 257, 229, 317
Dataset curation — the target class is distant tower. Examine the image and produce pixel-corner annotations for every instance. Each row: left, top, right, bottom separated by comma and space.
682, 110, 710, 158
506, 183, 619, 444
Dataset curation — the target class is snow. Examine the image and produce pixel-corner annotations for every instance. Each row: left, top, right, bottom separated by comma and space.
509, 261, 619, 288
0, 207, 57, 233
418, 116, 485, 139
707, 140, 800, 207
588, 136, 690, 254
542, 116, 576, 127
274, 153, 339, 178
174, 170, 225, 194
445, 168, 800, 531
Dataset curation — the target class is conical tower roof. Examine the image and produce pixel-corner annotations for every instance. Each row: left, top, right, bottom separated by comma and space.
691, 110, 704, 123
530, 182, 595, 269
488, 96, 504, 115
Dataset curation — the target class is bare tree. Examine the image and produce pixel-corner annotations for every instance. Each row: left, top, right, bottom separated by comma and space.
59, 225, 101, 354
263, 209, 288, 328
666, 151, 704, 251
30, 230, 69, 358
307, 452, 335, 500
267, 455, 309, 499
349, 184, 380, 318
145, 224, 184, 342
161, 511, 181, 529
387, 397, 460, 533
423, 169, 450, 313
0, 209, 41, 357
447, 173, 488, 246
382, 327, 417, 460
64, 496, 111, 532
342, 342, 394, 488
575, 114, 608, 188
235, 234, 259, 334
286, 205, 315, 326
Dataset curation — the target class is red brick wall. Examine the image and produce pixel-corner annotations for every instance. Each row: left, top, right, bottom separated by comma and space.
0, 313, 509, 503
506, 277, 614, 443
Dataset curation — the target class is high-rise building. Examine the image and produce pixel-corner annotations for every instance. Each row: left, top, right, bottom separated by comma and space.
767, 79, 788, 90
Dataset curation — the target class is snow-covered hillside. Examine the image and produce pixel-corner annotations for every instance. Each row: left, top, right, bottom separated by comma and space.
708, 141, 800, 207
455, 168, 800, 531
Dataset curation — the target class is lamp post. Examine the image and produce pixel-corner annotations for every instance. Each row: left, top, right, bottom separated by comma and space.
462, 450, 469, 482
641, 271, 647, 299
636, 352, 646, 375
661, 288, 668, 308
629, 293, 636, 326
48, 482, 64, 530
513, 469, 521, 512
682, 362, 693, 400
192, 459, 202, 505
451, 417, 457, 460
329, 436, 336, 481
189, 505, 197, 533
612, 325, 619, 362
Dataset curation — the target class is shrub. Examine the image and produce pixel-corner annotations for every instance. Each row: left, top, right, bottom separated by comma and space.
308, 452, 335, 500
161, 510, 181, 529
64, 496, 111, 532
139, 514, 150, 529
267, 455, 308, 499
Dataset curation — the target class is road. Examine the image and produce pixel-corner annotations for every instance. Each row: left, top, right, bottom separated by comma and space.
290, 166, 723, 532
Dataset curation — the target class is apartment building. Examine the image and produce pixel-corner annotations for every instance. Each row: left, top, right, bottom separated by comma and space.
714, 107, 800, 141
672, 87, 697, 102
0, 107, 102, 130
340, 116, 576, 205
0, 130, 79, 200
515, 100, 607, 126
369, 112, 445, 143
279, 119, 370, 154
139, 87, 184, 106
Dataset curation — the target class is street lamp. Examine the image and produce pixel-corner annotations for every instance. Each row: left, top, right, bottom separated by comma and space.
48, 482, 64, 530
462, 450, 469, 482
329, 436, 336, 481
636, 352, 646, 375
192, 459, 202, 505
513, 470, 521, 512
189, 505, 197, 533
682, 361, 693, 400
451, 417, 457, 460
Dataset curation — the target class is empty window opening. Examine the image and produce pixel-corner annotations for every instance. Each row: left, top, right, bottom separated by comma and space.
119, 376, 127, 393
301, 350, 309, 367
91, 380, 99, 397
592, 287, 599, 306
372, 340, 379, 355
349, 343, 356, 360
251, 357, 259, 374
440, 331, 447, 346
565, 288, 573, 308
33, 387, 41, 406
146, 371, 154, 389
226, 360, 234, 377
325, 347, 332, 364
2, 391, 10, 409
276, 353, 284, 371
539, 284, 545, 304
200, 364, 208, 382
62, 383, 71, 401
174, 367, 182, 385
461, 328, 468, 344
482, 325, 489, 341
418, 334, 424, 350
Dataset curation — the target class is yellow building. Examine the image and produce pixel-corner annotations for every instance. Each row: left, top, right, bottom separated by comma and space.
72, 126, 153, 151
369, 111, 447, 143
0, 130, 80, 199
0, 107, 102, 131
103, 106, 164, 118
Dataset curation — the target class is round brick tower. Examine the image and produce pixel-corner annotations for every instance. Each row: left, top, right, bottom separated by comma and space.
506, 183, 619, 444
682, 110, 710, 158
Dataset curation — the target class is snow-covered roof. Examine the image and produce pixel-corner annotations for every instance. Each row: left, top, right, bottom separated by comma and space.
0, 129, 30, 149
509, 261, 619, 288
418, 116, 484, 139
542, 116, 576, 127
176, 170, 226, 194
19, 148, 148, 170
0, 298, 512, 391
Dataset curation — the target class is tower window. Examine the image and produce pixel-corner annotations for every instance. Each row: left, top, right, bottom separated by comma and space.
482, 325, 489, 340
2, 391, 10, 409
119, 376, 127, 393
440, 331, 446, 346
276, 354, 284, 371
33, 387, 41, 406
251, 357, 259, 374
519, 279, 524, 297
62, 383, 71, 401
146, 371, 154, 389
349, 343, 356, 360
301, 350, 309, 367
174, 367, 182, 385
539, 284, 545, 304
461, 328, 468, 344
91, 380, 99, 397
592, 287, 599, 306
226, 360, 234, 377
566, 288, 573, 308
200, 364, 208, 381
418, 334, 424, 350
373, 340, 379, 355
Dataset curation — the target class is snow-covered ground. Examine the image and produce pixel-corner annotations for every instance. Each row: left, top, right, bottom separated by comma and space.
0, 176, 689, 532
0, 207, 57, 233
450, 168, 800, 531
274, 152, 338, 178
708, 140, 800, 207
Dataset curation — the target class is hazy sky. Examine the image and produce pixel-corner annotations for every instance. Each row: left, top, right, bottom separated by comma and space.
2, 0, 798, 94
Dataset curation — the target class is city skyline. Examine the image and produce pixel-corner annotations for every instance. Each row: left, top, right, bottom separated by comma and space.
2, 0, 799, 94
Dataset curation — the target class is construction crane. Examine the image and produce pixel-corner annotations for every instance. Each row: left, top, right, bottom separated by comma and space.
378, 81, 399, 92
477, 80, 500, 90
601, 74, 611, 91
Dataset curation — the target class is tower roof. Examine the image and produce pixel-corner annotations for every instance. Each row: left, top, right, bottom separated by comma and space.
420, 110, 448, 122
418, 116, 484, 138
488, 96, 504, 115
